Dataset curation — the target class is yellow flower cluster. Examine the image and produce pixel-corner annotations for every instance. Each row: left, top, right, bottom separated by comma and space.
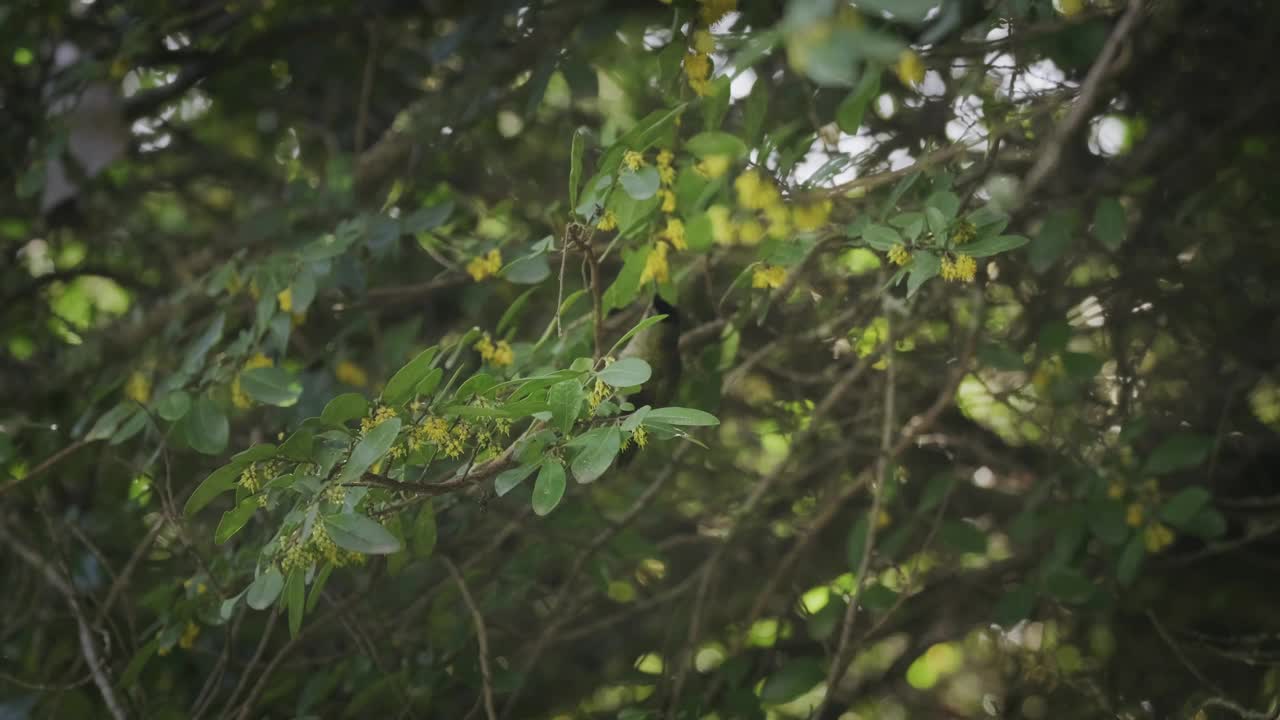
178, 622, 200, 650
940, 254, 978, 282
951, 219, 977, 246
696, 154, 731, 180
640, 241, 671, 285
1144, 522, 1175, 552
280, 540, 313, 573
661, 217, 688, 251
657, 149, 676, 187
887, 245, 913, 266
752, 264, 787, 290
360, 405, 398, 435
418, 415, 469, 458
707, 205, 734, 245
896, 49, 925, 88
466, 249, 502, 281
312, 522, 340, 565
335, 360, 369, 388
475, 334, 515, 367
792, 199, 832, 232
623, 151, 646, 171
232, 353, 274, 409
324, 483, 346, 506
684, 50, 713, 96
597, 209, 619, 231
734, 170, 781, 210
632, 426, 649, 448
276, 287, 293, 312
1125, 502, 1145, 527
588, 378, 612, 412
125, 371, 151, 404
238, 463, 261, 493
659, 189, 677, 213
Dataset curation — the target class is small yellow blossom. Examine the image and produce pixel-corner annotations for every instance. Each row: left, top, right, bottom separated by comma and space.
640, 242, 670, 285
734, 170, 780, 210
940, 254, 978, 282
588, 378, 611, 411
623, 151, 646, 171
597, 209, 619, 231
125, 371, 151, 404
699, 0, 736, 25
684, 51, 713, 96
232, 353, 274, 409
896, 49, 925, 87
657, 149, 677, 186
876, 510, 892, 529
692, 29, 716, 54
951, 219, 977, 245
1058, 0, 1084, 17
662, 217, 687, 251
360, 405, 399, 435
659, 189, 677, 214
707, 205, 735, 245
657, 149, 674, 168
1144, 522, 1175, 552
887, 245, 912, 266
736, 219, 765, 246
475, 334, 515, 367
179, 622, 200, 650
765, 203, 792, 240
752, 264, 787, 290
695, 154, 731, 179
1107, 482, 1125, 500
793, 199, 833, 231
466, 249, 503, 282
335, 360, 369, 387
276, 287, 293, 313
1125, 503, 1145, 528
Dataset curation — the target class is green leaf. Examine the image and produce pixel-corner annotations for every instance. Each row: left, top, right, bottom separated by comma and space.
247, 567, 285, 610
498, 286, 539, 336
495, 464, 537, 497
685, 131, 748, 158
455, 372, 497, 402
1143, 433, 1212, 476
960, 234, 1029, 258
977, 343, 1026, 371
597, 358, 652, 387
1159, 487, 1212, 526
1182, 506, 1227, 539
846, 516, 870, 570
322, 393, 368, 426
1094, 197, 1127, 250
1087, 502, 1129, 546
1045, 568, 1094, 604
1117, 533, 1145, 586
603, 247, 647, 310
861, 223, 901, 251
324, 513, 402, 554
401, 201, 453, 234
907, 251, 941, 297
685, 212, 713, 251
608, 314, 670, 358
622, 406, 651, 432
1062, 352, 1103, 380
87, 403, 136, 442
570, 427, 622, 484
1029, 210, 1076, 273
240, 367, 303, 407
157, 390, 192, 421
184, 463, 242, 516
620, 166, 660, 200
569, 127, 586, 210
548, 379, 585, 435
644, 407, 719, 427
939, 520, 988, 554
383, 347, 440, 405
532, 460, 567, 516
861, 583, 899, 611
413, 501, 437, 558
993, 583, 1036, 626
286, 567, 305, 637
110, 411, 148, 445
215, 497, 258, 544
416, 367, 444, 398
120, 639, 159, 689
502, 253, 551, 284
278, 429, 313, 461
743, 70, 771, 147
925, 190, 960, 220
836, 69, 881, 133
759, 657, 824, 704
336, 418, 401, 485
918, 473, 954, 513
186, 396, 229, 455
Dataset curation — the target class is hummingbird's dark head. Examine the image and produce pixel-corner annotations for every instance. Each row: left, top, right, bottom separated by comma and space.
651, 294, 680, 328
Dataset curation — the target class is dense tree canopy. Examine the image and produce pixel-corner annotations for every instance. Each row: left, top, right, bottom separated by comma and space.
5, 0, 1280, 718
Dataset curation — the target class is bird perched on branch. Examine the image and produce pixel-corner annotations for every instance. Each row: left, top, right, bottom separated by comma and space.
616, 294, 682, 411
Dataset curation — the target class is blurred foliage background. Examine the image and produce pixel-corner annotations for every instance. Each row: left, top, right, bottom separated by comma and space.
5, 0, 1280, 718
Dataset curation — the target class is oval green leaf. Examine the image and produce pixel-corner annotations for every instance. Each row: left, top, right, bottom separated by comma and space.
336, 418, 401, 484
240, 367, 303, 407
532, 460, 566, 516
597, 358, 651, 387
323, 512, 402, 554
186, 396, 229, 455
322, 393, 368, 426
246, 566, 285, 610
570, 427, 621, 484
383, 346, 440, 405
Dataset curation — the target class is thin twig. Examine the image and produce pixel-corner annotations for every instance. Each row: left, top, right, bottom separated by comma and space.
444, 558, 498, 720
0, 439, 89, 497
